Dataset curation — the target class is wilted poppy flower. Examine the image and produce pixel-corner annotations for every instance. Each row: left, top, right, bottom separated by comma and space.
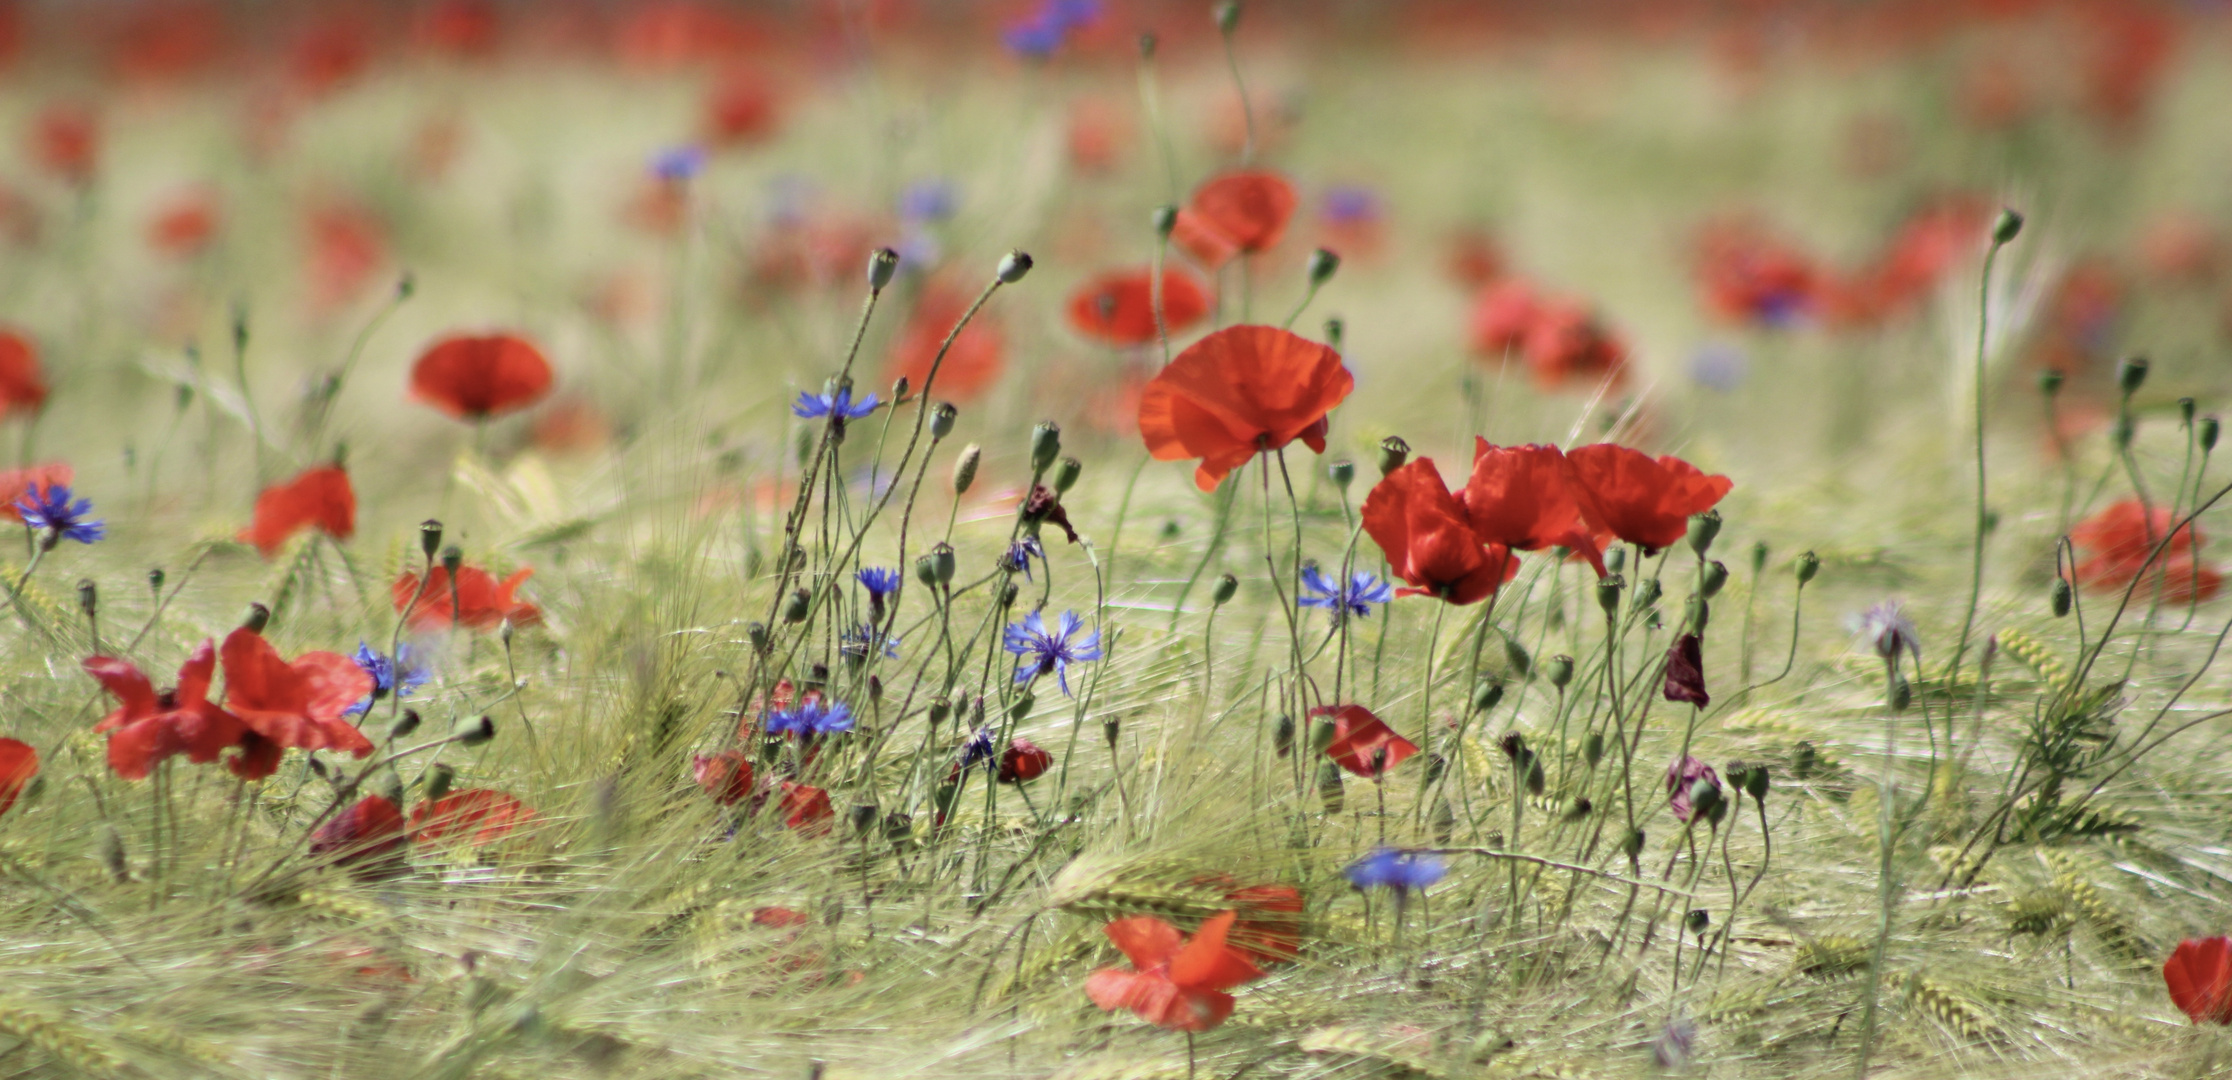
2071, 498, 2221, 603
885, 286, 1005, 402
220, 627, 375, 759
1138, 325, 1352, 491
1663, 633, 1709, 707
30, 104, 97, 185
1521, 302, 1629, 390
411, 334, 555, 420
1313, 704, 1417, 778
1362, 459, 1519, 605
311, 795, 407, 870
0, 330, 47, 417
778, 781, 833, 834
1067, 268, 1211, 347
704, 68, 778, 147
1460, 440, 1604, 571
1567, 444, 1733, 555
0, 737, 36, 818
1086, 910, 1264, 1032
239, 464, 355, 557
1665, 756, 1720, 824
147, 191, 219, 258
393, 563, 543, 631
998, 738, 1052, 783
411, 789, 533, 845
693, 750, 754, 805
2165, 937, 2232, 1025
1170, 171, 1296, 270
86, 639, 246, 780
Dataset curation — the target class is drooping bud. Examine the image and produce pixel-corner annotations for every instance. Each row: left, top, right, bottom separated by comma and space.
1686, 510, 1721, 558
1029, 421, 1062, 474
1991, 207, 2023, 245
459, 714, 496, 746
1318, 763, 1344, 814
1328, 459, 1355, 491
930, 402, 958, 440
868, 247, 900, 291
241, 602, 270, 633
390, 709, 422, 741
1700, 560, 1729, 599
1545, 654, 1574, 690
1471, 678, 1503, 714
1795, 551, 1820, 585
425, 763, 456, 804
1308, 715, 1338, 756
1687, 777, 1724, 824
420, 519, 444, 562
996, 250, 1033, 284
782, 589, 811, 624
1583, 732, 1604, 768
949, 443, 981, 496
2051, 577, 2072, 618
1605, 546, 1627, 574
1621, 827, 1646, 860
1377, 436, 1409, 476
1212, 573, 1239, 607
1306, 248, 1340, 287
2117, 355, 2149, 396
1631, 578, 1662, 612
1053, 455, 1083, 494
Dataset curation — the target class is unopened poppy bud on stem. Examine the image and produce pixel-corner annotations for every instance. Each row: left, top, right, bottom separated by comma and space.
1701, 560, 1729, 599
460, 714, 496, 746
1308, 715, 1337, 755
390, 709, 421, 740
1328, 459, 1355, 491
1029, 421, 1061, 475
2118, 355, 2149, 397
1377, 436, 1409, 477
1584, 732, 1605, 767
426, 763, 455, 804
1272, 714, 1293, 757
2204, 416, 2222, 453
242, 602, 270, 633
1545, 654, 1574, 690
890, 376, 910, 402
1596, 575, 1624, 620
1632, 578, 1662, 612
930, 402, 957, 440
1687, 510, 1721, 558
1685, 908, 1711, 936
1605, 546, 1627, 574
1621, 827, 1646, 860
1471, 678, 1503, 714
1991, 207, 2023, 245
1795, 550, 1820, 585
1750, 540, 1768, 576
148, 568, 164, 596
952, 444, 981, 495
420, 519, 443, 562
1306, 248, 1340, 287
1685, 595, 1710, 633
1152, 205, 1178, 240
1215, 1, 1241, 35
2051, 577, 2072, 617
867, 247, 900, 291
1503, 635, 1531, 677
1053, 455, 1083, 494
1212, 573, 1239, 606
782, 589, 811, 623
1324, 317, 1343, 351
996, 250, 1033, 284
746, 621, 769, 652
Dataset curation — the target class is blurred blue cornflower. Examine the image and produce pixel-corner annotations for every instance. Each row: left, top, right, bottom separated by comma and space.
344, 642, 428, 717
1298, 565, 1393, 621
767, 696, 854, 737
1689, 342, 1749, 393
793, 386, 879, 420
1322, 185, 1382, 224
1003, 536, 1046, 580
651, 145, 706, 182
1343, 848, 1446, 893
960, 725, 998, 769
1003, 609, 1101, 695
1001, 0, 1100, 59
899, 180, 957, 223
19, 484, 103, 547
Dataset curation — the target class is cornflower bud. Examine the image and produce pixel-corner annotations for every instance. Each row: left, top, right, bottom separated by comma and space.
782, 589, 811, 623
1152, 204, 1178, 240
868, 247, 900, 291
1686, 510, 1721, 558
1212, 573, 1239, 606
242, 602, 270, 633
867, 676, 883, 704
1499, 731, 1526, 760
420, 519, 443, 562
1053, 455, 1083, 494
1328, 459, 1355, 491
2051, 577, 2071, 617
1545, 654, 1574, 690
1103, 717, 1121, 746
1306, 248, 1340, 287
2117, 355, 2149, 396
930, 402, 957, 440
1795, 550, 1820, 585
1596, 574, 1624, 619
1991, 207, 2023, 245
928, 697, 952, 728
996, 580, 1018, 608
1029, 421, 1061, 475
1377, 436, 1409, 476
996, 250, 1033, 284
1701, 560, 1729, 599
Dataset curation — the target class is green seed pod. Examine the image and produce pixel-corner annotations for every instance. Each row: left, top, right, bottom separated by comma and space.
440, 546, 463, 582
914, 554, 940, 589
1701, 560, 1729, 598
1318, 763, 1345, 814
1686, 510, 1721, 558
419, 519, 444, 562
1584, 732, 1604, 767
1545, 654, 1575, 690
996, 250, 1033, 284
2203, 416, 2221, 453
1795, 550, 1820, 585
1152, 204, 1178, 240
1029, 421, 1061, 475
952, 443, 981, 495
1503, 635, 1531, 677
1328, 459, 1355, 491
1212, 572, 1239, 607
2117, 355, 2149, 396
2051, 577, 2072, 618
1306, 247, 1340, 287
241, 602, 270, 633
1052, 455, 1083, 494
425, 763, 456, 804
1596, 574, 1625, 619
931, 542, 956, 585
1743, 763, 1769, 801
868, 247, 900, 291
1377, 435, 1409, 477
1991, 207, 2023, 245
930, 402, 958, 440
782, 588, 811, 624
1471, 678, 1504, 714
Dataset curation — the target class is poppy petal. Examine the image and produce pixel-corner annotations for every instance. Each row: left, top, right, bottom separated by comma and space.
1103, 915, 1185, 970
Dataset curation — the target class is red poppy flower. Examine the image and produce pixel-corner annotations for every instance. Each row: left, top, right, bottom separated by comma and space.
998, 738, 1053, 784
219, 627, 375, 758
410, 334, 555, 420
1459, 440, 1604, 571
778, 780, 833, 834
2071, 498, 2222, 603
1521, 302, 1628, 390
312, 795, 407, 869
1086, 910, 1265, 1032
693, 750, 755, 805
885, 286, 1005, 402
1067, 268, 1211, 347
1693, 219, 1822, 327
392, 564, 543, 631
1445, 229, 1505, 289
752, 906, 810, 928
704, 68, 778, 147
240, 464, 355, 558
30, 104, 97, 185
1138, 325, 1353, 492
290, 16, 372, 97
1567, 444, 1733, 554
411, 789, 533, 846
307, 203, 387, 308
0, 330, 48, 417
85, 639, 247, 780
1467, 280, 1540, 357
415, 0, 501, 58
147, 192, 219, 258
0, 737, 34, 818
1171, 171, 1296, 269
1170, 211, 1240, 271
1222, 883, 1304, 965
2166, 937, 2232, 1025
1313, 704, 1418, 778
1361, 458, 1519, 605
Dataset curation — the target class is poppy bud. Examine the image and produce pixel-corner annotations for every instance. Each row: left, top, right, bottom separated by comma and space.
2182, 397, 2198, 429
390, 709, 421, 741
1888, 673, 1911, 713
1138, 31, 1157, 59
460, 714, 496, 746
1685, 908, 1711, 936
1272, 713, 1294, 757
865, 675, 883, 705
1687, 778, 1723, 823
1503, 636, 1531, 677
76, 578, 95, 618
242, 602, 270, 633
1564, 796, 1593, 821
929, 697, 952, 728
1318, 763, 1344, 814
1053, 455, 1083, 494
931, 402, 958, 440
1328, 459, 1355, 491
2203, 416, 2222, 453
1424, 753, 1447, 786
1308, 715, 1337, 755
948, 446, 982, 499
1545, 654, 1574, 690
1991, 207, 2023, 245
1215, 1, 1241, 34
2038, 368, 2064, 398
1645, 609, 1663, 631
1795, 551, 1820, 585
420, 519, 443, 562
1306, 248, 1340, 287
1749, 540, 1768, 576
1684, 595, 1709, 633
2051, 577, 2071, 617
2113, 413, 2134, 450
1103, 717, 1120, 746
1605, 546, 1627, 574
996, 250, 1033, 284
996, 580, 1018, 608
1621, 827, 1646, 860
1152, 204, 1178, 240
1526, 758, 1546, 796
1701, 560, 1729, 599
2117, 355, 2149, 397
1584, 732, 1604, 767
1212, 573, 1239, 607
1471, 678, 1503, 714
782, 588, 811, 623
850, 803, 879, 834
1029, 421, 1062, 475
931, 542, 956, 585
1631, 578, 1661, 612
1431, 798, 1456, 844
441, 545, 463, 580
1686, 510, 1721, 558
1596, 575, 1624, 619
1377, 436, 1409, 477
1324, 316, 1343, 351
1792, 740, 1818, 779
1499, 731, 1527, 761
745, 621, 769, 653
886, 376, 910, 405
147, 567, 164, 595
868, 247, 900, 291
425, 763, 455, 804
1010, 690, 1035, 721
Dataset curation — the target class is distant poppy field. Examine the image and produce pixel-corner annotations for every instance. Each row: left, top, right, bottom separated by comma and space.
2, 1, 2232, 1077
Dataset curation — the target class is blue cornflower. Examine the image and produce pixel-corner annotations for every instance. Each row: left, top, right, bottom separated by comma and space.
1045, 0, 1102, 28
792, 386, 880, 421
767, 696, 855, 738
898, 180, 957, 223
960, 725, 997, 769
1689, 342, 1748, 392
1343, 848, 1446, 893
841, 623, 901, 662
344, 642, 429, 717
1003, 609, 1101, 696
856, 567, 902, 602
1297, 565, 1394, 621
1003, 536, 1046, 580
651, 144, 706, 182
19, 484, 103, 547
1001, 16, 1065, 58
1323, 185, 1382, 224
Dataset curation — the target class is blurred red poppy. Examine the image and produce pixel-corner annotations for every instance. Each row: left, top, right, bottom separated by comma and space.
2071, 498, 2222, 603
2139, 212, 2220, 285
530, 397, 612, 455
1171, 171, 1296, 269
1362, 458, 1519, 605
0, 330, 47, 417
1460, 441, 1603, 571
0, 737, 36, 818
1067, 268, 1210, 346
416, 0, 501, 59
778, 780, 833, 834
997, 738, 1052, 783
885, 286, 1005, 402
1445, 229, 1505, 289
307, 203, 387, 308
1222, 883, 1304, 965
1567, 444, 1733, 554
1086, 910, 1264, 1032
2166, 937, 2232, 1025
1066, 98, 1128, 174
753, 906, 810, 928
147, 191, 219, 258
693, 751, 754, 804
1138, 325, 1352, 492
411, 789, 533, 845
393, 563, 543, 631
290, 16, 373, 97
240, 465, 355, 557
1313, 704, 1418, 778
0, 463, 70, 524
220, 627, 375, 759
312, 795, 408, 870
86, 639, 247, 780
1521, 302, 1628, 390
1693, 218, 1822, 327
410, 334, 555, 420
1467, 280, 1541, 357
704, 68, 778, 147
30, 104, 97, 185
